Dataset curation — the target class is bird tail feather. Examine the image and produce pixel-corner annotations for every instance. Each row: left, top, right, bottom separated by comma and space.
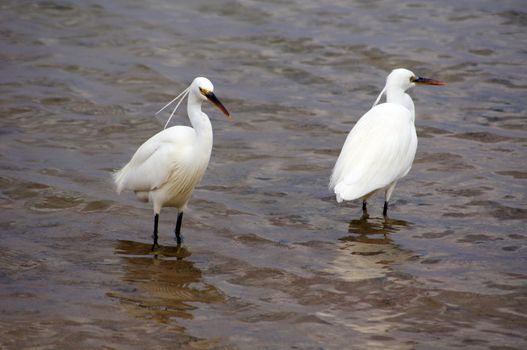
334, 182, 368, 203
113, 164, 129, 194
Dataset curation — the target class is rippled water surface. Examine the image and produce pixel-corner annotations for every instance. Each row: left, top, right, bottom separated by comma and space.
1, 0, 526, 349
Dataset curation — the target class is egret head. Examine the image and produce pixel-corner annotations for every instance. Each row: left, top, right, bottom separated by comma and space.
372, 68, 445, 107
192, 77, 230, 117
387, 68, 445, 92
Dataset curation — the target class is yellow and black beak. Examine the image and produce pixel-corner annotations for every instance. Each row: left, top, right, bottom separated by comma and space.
413, 76, 446, 86
204, 91, 230, 118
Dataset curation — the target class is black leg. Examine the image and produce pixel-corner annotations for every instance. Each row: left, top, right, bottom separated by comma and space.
174, 212, 183, 245
360, 200, 369, 219
383, 201, 388, 217
151, 214, 159, 251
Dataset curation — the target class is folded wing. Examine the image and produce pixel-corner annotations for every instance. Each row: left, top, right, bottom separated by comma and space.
330, 103, 417, 202
114, 126, 196, 194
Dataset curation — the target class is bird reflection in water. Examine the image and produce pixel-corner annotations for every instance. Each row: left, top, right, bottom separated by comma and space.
107, 240, 224, 324
327, 213, 416, 282
347, 211, 411, 240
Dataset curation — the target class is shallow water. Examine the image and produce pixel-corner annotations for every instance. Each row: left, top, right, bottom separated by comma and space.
1, 0, 526, 349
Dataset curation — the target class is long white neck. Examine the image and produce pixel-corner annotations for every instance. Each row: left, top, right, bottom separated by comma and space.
386, 86, 415, 122
187, 93, 213, 148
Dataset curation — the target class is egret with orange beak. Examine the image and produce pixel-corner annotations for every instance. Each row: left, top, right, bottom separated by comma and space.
330, 68, 445, 216
114, 77, 230, 249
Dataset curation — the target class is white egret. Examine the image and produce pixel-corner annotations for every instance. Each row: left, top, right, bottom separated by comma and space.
114, 77, 230, 249
329, 68, 445, 216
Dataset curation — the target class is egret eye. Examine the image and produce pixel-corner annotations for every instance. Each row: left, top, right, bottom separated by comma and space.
410, 76, 417, 82
199, 87, 211, 96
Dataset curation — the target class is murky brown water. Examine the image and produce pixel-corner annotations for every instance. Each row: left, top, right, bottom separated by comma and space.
1, 0, 526, 349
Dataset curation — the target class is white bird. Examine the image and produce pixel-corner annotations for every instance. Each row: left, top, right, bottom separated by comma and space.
114, 77, 230, 249
329, 68, 444, 216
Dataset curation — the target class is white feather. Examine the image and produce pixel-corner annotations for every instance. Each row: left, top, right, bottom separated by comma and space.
330, 103, 417, 201
113, 125, 211, 213
328, 68, 443, 211
113, 77, 228, 217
